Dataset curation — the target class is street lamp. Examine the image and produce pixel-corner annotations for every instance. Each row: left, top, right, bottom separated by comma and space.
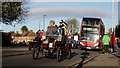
39, 19, 40, 30
43, 15, 46, 31
112, 0, 115, 33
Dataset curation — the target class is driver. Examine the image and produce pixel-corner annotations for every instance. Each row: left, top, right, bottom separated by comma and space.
46, 20, 58, 35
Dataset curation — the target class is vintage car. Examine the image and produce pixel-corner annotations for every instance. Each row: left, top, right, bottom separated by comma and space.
32, 27, 72, 62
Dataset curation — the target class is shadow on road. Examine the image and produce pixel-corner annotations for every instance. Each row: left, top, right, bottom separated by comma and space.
76, 51, 90, 68
71, 52, 78, 59
37, 51, 78, 62
81, 49, 100, 52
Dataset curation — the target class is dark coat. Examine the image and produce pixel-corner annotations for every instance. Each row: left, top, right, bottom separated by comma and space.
46, 25, 58, 35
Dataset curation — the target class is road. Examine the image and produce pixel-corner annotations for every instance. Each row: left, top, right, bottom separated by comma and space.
2, 49, 98, 67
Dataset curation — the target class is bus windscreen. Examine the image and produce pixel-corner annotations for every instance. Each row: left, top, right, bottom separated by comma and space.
81, 33, 99, 42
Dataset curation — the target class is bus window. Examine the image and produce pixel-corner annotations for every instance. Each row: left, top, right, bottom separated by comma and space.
82, 18, 100, 26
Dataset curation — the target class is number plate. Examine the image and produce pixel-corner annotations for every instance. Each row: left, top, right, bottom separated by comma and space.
49, 43, 53, 48
86, 47, 91, 49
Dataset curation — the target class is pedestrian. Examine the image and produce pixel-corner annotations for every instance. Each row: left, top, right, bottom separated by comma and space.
40, 29, 45, 38
110, 32, 117, 54
119, 37, 120, 43
118, 37, 120, 43
102, 32, 110, 54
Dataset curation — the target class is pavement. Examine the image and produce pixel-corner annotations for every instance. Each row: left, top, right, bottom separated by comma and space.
115, 48, 120, 56
83, 54, 120, 67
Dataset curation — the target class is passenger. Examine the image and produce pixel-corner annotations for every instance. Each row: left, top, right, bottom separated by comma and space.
67, 31, 72, 36
36, 30, 41, 36
58, 20, 67, 41
102, 32, 110, 54
110, 32, 117, 54
58, 20, 67, 35
46, 20, 58, 35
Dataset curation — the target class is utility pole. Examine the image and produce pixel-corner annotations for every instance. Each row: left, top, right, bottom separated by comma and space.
112, 0, 115, 33
39, 19, 40, 30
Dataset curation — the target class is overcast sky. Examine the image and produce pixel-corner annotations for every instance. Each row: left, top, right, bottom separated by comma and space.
1, 2, 119, 33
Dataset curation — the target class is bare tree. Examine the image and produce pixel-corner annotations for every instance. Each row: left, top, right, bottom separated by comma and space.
65, 18, 79, 34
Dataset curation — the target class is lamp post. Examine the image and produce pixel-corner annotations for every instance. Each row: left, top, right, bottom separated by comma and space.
112, 0, 115, 33
39, 19, 40, 30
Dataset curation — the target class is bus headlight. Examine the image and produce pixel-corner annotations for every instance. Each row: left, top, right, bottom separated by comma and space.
80, 42, 84, 46
94, 43, 99, 47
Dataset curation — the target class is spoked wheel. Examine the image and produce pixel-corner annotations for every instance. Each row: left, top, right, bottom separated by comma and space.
67, 49, 71, 59
57, 47, 62, 62
32, 44, 40, 60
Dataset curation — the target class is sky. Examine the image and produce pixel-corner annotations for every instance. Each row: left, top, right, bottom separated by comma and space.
118, 1, 120, 24
1, 1, 119, 33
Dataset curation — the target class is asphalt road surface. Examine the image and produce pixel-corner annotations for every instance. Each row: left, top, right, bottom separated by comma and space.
2, 49, 98, 67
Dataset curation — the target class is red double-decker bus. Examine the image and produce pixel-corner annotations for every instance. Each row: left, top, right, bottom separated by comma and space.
79, 17, 105, 50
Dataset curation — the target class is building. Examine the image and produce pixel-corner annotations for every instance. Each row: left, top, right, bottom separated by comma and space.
13, 30, 37, 43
